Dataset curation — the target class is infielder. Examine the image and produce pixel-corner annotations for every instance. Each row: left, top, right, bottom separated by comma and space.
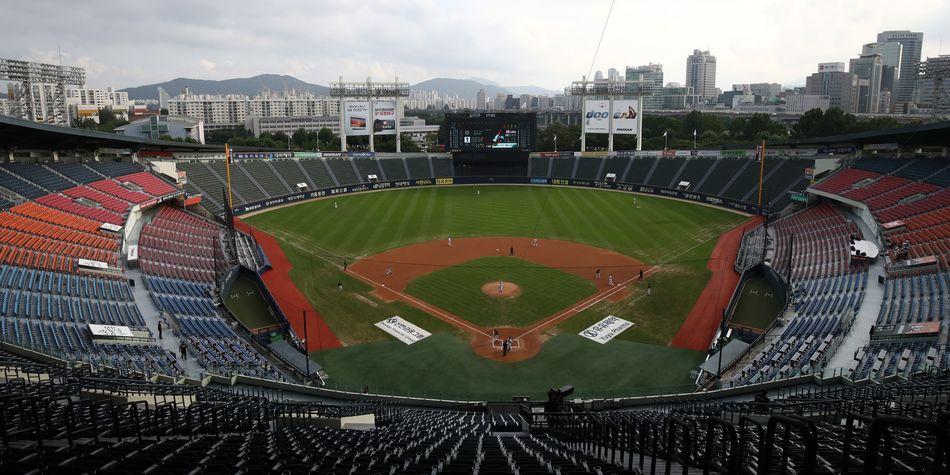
608, 274, 615, 286
498, 281, 504, 294
448, 236, 453, 246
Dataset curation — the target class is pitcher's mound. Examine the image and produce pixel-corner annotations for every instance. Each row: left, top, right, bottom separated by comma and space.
481, 281, 521, 298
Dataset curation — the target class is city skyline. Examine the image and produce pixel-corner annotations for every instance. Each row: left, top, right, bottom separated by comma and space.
0, 0, 947, 91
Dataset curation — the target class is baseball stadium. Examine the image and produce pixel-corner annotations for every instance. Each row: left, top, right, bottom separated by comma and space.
1, 112, 949, 473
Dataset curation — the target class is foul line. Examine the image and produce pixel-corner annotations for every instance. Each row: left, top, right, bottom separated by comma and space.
516, 221, 742, 339
346, 269, 493, 338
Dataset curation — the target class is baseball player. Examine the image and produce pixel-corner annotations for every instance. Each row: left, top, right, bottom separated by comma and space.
595, 269, 601, 280
448, 236, 453, 246
385, 265, 393, 277
498, 281, 504, 294
608, 274, 615, 286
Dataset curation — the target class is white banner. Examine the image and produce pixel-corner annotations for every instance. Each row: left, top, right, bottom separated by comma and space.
373, 100, 396, 135
88, 324, 135, 338
375, 316, 431, 345
583, 99, 609, 134
344, 100, 370, 136
611, 99, 640, 135
579, 315, 634, 344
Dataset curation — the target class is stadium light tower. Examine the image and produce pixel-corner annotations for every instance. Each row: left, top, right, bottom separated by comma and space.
566, 75, 655, 152
330, 76, 410, 153
0, 58, 85, 126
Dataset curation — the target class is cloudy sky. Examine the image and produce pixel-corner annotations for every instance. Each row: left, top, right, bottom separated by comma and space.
2, 0, 948, 91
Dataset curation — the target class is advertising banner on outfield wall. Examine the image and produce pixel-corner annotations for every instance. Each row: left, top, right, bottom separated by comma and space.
579, 315, 634, 344
373, 100, 397, 135
583, 100, 610, 134
611, 99, 639, 135
344, 101, 370, 136
375, 316, 431, 345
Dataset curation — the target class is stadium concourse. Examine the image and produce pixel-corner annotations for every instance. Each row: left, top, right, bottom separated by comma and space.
0, 115, 948, 472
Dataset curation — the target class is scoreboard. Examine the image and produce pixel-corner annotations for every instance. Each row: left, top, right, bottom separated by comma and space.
443, 113, 537, 152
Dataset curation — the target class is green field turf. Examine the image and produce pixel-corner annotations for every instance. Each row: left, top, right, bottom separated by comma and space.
315, 333, 704, 400
243, 185, 747, 399
404, 256, 596, 327
225, 274, 279, 330
730, 275, 783, 330
246, 185, 745, 262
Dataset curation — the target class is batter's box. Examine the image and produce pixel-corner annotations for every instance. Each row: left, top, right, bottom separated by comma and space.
491, 338, 522, 349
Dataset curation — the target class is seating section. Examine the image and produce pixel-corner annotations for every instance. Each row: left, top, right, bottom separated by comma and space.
87, 160, 143, 177
298, 158, 337, 188
673, 157, 716, 188
405, 156, 432, 179
89, 178, 154, 204
140, 206, 278, 379
0, 162, 74, 191
0, 166, 47, 199
1, 351, 948, 474
573, 158, 601, 180
550, 157, 575, 178
353, 157, 380, 181
884, 207, 950, 267
0, 264, 175, 374
696, 158, 744, 195
849, 341, 949, 380
431, 157, 454, 177
379, 157, 408, 180
237, 160, 292, 197
599, 156, 630, 181
770, 204, 862, 281
852, 157, 908, 175
645, 157, 682, 188
326, 158, 360, 185
875, 272, 948, 326
269, 159, 312, 190
625, 157, 656, 184
36, 193, 125, 225
117, 171, 179, 196
64, 184, 133, 214
46, 162, 104, 184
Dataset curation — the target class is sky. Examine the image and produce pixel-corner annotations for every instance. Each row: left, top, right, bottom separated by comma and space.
1, 0, 948, 92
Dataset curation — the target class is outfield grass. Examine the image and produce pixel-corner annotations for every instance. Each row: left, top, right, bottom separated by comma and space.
315, 333, 704, 400
557, 242, 718, 346
246, 186, 746, 263
730, 275, 783, 330
225, 275, 278, 330
404, 256, 596, 327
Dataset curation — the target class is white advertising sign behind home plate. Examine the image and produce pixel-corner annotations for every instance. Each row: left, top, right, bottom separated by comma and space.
579, 315, 634, 344
375, 316, 431, 345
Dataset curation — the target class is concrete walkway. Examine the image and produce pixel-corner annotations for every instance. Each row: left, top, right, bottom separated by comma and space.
122, 211, 204, 377
823, 262, 886, 377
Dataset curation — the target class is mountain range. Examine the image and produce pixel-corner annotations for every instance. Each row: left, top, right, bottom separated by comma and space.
119, 75, 560, 101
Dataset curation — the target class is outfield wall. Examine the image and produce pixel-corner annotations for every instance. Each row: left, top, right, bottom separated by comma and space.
226, 176, 764, 217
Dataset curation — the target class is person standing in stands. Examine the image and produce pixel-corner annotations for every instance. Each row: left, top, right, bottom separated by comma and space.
157, 321, 163, 339
179, 342, 187, 360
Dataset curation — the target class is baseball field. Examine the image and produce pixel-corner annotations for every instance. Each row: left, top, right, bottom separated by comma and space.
244, 185, 752, 400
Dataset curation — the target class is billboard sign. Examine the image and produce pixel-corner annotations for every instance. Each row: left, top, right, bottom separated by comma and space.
373, 100, 396, 135
611, 99, 639, 134
374, 316, 431, 345
579, 315, 634, 344
583, 100, 609, 133
344, 101, 370, 136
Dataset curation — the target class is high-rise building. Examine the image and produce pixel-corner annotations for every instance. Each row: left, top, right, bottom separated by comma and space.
475, 89, 487, 110
849, 54, 884, 113
749, 83, 782, 101
594, 70, 604, 81
607, 68, 620, 81
625, 64, 663, 109
785, 94, 831, 114
158, 87, 171, 110
862, 42, 902, 97
804, 63, 858, 113
685, 50, 717, 101
917, 54, 950, 113
876, 30, 923, 103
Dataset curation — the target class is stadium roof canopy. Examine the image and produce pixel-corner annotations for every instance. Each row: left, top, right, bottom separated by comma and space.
784, 120, 950, 147
0, 115, 275, 152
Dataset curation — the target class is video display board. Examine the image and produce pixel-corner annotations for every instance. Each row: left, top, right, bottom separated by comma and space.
443, 113, 536, 152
